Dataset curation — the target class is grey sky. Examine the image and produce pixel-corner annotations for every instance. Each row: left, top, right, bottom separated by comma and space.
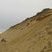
0, 0, 52, 32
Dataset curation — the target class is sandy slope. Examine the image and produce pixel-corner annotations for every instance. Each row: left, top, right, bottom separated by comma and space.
0, 8, 52, 52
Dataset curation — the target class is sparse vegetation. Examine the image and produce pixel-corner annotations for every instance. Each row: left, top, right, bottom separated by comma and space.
26, 23, 30, 26
1, 38, 6, 42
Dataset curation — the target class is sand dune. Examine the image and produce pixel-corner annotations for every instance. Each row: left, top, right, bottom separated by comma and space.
0, 8, 52, 52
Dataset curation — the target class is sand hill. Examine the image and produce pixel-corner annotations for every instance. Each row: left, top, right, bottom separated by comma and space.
0, 8, 52, 52
0, 32, 1, 34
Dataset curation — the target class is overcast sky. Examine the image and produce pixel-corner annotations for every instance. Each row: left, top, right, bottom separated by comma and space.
0, 0, 52, 32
